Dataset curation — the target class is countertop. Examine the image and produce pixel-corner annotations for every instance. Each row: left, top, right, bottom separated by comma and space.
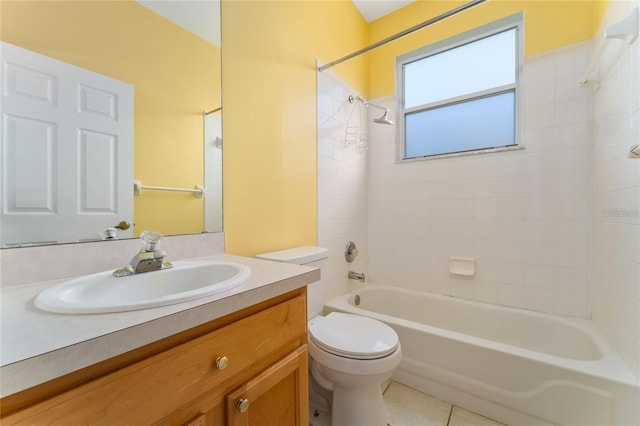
0, 254, 319, 398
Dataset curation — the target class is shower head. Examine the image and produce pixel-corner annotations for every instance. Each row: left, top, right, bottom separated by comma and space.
348, 95, 395, 125
373, 109, 395, 125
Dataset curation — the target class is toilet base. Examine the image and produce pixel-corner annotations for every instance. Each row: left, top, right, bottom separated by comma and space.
309, 386, 389, 426
331, 384, 388, 426
309, 400, 331, 426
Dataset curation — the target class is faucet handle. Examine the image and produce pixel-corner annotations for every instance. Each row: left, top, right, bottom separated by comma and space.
140, 230, 163, 252
345, 241, 359, 263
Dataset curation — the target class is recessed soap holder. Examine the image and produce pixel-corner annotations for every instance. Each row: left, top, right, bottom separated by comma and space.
449, 257, 475, 277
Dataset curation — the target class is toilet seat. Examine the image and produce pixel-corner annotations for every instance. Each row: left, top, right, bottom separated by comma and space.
309, 312, 399, 360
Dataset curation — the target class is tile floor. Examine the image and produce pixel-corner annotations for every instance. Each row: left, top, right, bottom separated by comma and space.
310, 380, 507, 426
383, 381, 506, 426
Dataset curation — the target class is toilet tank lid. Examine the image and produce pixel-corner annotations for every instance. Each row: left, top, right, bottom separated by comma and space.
256, 246, 328, 264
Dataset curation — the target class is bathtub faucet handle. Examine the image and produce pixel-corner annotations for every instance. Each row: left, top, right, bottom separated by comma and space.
345, 241, 359, 263
348, 271, 365, 282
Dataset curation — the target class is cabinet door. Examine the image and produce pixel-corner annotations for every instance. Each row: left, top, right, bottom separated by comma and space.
226, 345, 308, 426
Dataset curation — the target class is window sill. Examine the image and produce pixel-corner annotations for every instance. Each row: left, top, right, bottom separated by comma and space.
398, 144, 524, 163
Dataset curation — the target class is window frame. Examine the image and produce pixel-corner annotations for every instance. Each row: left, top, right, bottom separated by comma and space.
395, 12, 524, 162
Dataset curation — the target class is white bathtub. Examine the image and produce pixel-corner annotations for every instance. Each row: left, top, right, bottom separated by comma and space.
324, 285, 640, 426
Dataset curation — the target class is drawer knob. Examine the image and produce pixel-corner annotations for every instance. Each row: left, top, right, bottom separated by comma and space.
215, 356, 229, 370
237, 398, 250, 413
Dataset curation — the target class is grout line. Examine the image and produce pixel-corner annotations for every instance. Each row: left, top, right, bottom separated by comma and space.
446, 405, 454, 426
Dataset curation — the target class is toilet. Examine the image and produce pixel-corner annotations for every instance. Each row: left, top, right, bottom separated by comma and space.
257, 246, 402, 426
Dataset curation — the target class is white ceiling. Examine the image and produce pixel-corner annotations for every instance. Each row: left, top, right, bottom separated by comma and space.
137, 0, 221, 47
136, 0, 413, 47
352, 0, 416, 22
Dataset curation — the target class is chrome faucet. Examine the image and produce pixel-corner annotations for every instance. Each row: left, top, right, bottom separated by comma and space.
113, 230, 173, 277
348, 271, 365, 282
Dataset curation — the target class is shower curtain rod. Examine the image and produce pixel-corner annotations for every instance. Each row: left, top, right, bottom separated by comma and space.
318, 0, 486, 72
204, 107, 222, 115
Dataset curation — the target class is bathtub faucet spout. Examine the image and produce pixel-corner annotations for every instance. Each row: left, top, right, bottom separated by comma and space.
348, 271, 365, 282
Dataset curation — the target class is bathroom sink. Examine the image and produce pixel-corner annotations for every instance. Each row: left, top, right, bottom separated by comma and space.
35, 260, 251, 314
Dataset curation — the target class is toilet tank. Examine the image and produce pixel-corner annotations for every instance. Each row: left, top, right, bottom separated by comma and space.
256, 246, 328, 265
257, 246, 328, 319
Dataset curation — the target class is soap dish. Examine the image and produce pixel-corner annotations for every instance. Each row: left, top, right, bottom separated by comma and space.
449, 257, 475, 277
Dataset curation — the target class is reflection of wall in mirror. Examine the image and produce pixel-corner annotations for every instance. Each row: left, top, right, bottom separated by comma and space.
204, 110, 223, 233
0, 0, 221, 237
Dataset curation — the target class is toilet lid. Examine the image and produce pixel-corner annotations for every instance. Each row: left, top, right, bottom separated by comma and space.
309, 312, 399, 360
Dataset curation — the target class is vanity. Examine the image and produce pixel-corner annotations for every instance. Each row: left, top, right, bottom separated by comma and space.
0, 251, 317, 425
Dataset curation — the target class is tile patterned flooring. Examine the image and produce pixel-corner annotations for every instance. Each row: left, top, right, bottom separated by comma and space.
383, 382, 506, 426
310, 381, 507, 426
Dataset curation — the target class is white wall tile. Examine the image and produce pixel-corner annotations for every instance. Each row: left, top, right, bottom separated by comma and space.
473, 155, 499, 178
451, 277, 475, 299
525, 80, 555, 107
525, 264, 556, 289
322, 12, 637, 380
525, 286, 555, 313
554, 290, 590, 318
474, 198, 499, 219
590, 0, 640, 380
431, 274, 452, 296
450, 219, 474, 240
498, 219, 526, 241
523, 219, 555, 242
366, 43, 594, 319
554, 267, 590, 294
498, 262, 526, 285
525, 103, 556, 130
451, 199, 475, 219
474, 280, 499, 304
316, 70, 369, 311
498, 197, 526, 219
554, 41, 590, 77
556, 122, 590, 149
498, 175, 528, 198
525, 127, 556, 152
473, 239, 498, 262
475, 259, 498, 282
525, 197, 557, 219
498, 283, 526, 308
525, 51, 555, 84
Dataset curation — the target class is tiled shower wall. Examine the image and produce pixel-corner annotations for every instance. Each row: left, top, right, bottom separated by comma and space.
317, 8, 639, 379
316, 70, 369, 304
367, 41, 593, 318
591, 1, 640, 380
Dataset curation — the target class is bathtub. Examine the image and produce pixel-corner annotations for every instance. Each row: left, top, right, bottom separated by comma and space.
324, 285, 640, 426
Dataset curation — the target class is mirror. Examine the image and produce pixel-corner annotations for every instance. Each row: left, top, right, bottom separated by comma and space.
0, 0, 222, 247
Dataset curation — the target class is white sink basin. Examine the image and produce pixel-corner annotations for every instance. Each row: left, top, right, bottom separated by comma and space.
35, 260, 251, 314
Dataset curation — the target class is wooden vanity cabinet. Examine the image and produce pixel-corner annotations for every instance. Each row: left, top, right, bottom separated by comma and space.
1, 289, 309, 426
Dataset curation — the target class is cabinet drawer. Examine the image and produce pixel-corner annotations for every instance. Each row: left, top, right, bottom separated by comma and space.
199, 294, 306, 383
3, 294, 307, 425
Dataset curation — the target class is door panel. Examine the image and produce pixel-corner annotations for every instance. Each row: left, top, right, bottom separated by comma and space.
1, 41, 134, 246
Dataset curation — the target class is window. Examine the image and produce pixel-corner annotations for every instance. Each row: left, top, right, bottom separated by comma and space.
396, 13, 523, 160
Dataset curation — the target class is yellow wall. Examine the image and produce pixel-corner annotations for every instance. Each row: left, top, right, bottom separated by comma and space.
222, 0, 368, 256
367, 0, 599, 98
0, 0, 220, 236
2, 0, 606, 255
594, 0, 612, 31
222, 0, 608, 257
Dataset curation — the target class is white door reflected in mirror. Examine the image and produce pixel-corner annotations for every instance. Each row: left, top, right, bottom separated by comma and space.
0, 42, 134, 247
